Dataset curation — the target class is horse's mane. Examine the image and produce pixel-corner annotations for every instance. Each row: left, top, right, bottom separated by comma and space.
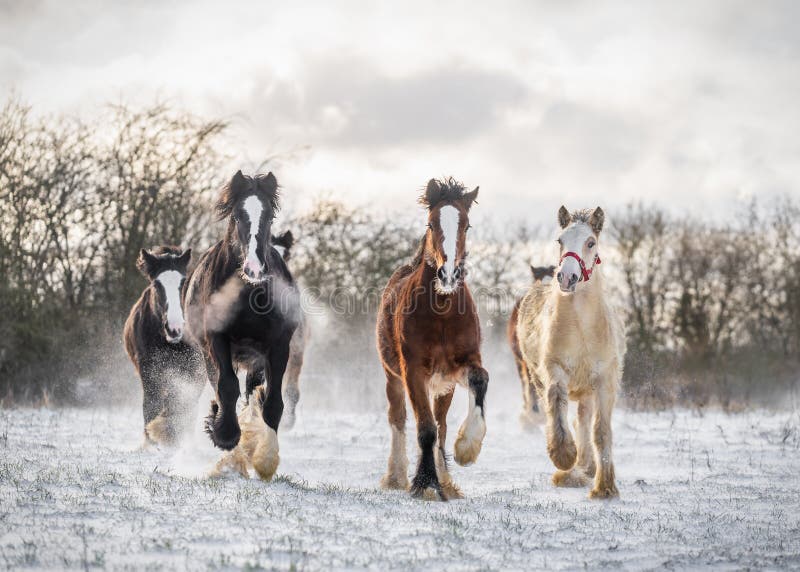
215, 172, 280, 221
410, 235, 427, 268
418, 177, 468, 209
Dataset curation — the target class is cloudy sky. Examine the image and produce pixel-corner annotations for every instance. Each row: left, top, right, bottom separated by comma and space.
1, 0, 798, 226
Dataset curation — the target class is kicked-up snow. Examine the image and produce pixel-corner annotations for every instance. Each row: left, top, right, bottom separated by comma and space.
1, 389, 799, 570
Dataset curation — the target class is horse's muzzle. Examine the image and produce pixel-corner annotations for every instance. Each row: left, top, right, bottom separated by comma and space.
165, 326, 183, 344
557, 270, 579, 293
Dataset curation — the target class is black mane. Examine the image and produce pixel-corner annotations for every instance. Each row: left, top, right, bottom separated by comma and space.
418, 177, 469, 209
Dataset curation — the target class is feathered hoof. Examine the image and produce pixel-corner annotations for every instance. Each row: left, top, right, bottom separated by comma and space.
547, 435, 577, 471
454, 409, 486, 466
210, 448, 249, 479
380, 472, 410, 491
410, 472, 446, 502
251, 428, 280, 482
552, 468, 591, 488
410, 484, 446, 502
440, 479, 464, 500
589, 483, 619, 500
204, 401, 241, 451
145, 412, 178, 446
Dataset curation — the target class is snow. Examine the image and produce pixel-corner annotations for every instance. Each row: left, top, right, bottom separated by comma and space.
1, 390, 799, 571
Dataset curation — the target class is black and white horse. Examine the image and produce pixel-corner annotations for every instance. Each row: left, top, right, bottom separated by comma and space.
123, 247, 202, 445
185, 171, 299, 480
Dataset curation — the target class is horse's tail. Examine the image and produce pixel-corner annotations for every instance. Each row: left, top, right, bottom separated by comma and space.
237, 385, 280, 481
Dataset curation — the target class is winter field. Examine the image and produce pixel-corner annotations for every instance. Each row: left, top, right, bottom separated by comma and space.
1, 373, 799, 571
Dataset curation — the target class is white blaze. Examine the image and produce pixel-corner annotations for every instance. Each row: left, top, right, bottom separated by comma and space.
156, 270, 184, 331
243, 195, 264, 272
439, 205, 459, 279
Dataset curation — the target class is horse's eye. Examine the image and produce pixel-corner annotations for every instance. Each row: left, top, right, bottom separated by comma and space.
588, 240, 596, 249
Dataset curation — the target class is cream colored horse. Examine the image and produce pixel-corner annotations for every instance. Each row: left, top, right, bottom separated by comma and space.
516, 206, 625, 499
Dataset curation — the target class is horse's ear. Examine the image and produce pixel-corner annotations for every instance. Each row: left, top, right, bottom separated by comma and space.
558, 205, 571, 229
177, 248, 192, 270
589, 206, 605, 233
463, 186, 479, 211
530, 265, 538, 279
423, 178, 442, 208
260, 172, 278, 192
137, 248, 157, 278
231, 170, 247, 191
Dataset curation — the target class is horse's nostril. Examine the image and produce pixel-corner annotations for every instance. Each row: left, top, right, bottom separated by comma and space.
557, 272, 564, 282
437, 267, 446, 281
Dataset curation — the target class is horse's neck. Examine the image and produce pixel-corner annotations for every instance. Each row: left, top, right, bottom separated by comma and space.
553, 272, 608, 329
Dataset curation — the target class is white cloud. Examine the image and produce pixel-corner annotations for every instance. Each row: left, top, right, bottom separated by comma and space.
1, 0, 798, 227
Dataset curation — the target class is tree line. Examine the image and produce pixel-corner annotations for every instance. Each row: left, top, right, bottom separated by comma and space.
1, 98, 798, 408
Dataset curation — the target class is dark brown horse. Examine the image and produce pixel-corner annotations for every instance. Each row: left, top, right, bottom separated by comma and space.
184, 171, 299, 480
508, 265, 555, 428
123, 246, 202, 445
376, 178, 489, 501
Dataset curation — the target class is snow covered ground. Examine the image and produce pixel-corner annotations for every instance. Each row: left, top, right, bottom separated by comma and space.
1, 386, 799, 570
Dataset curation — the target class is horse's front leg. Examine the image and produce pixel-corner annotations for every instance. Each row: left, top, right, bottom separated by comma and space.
544, 363, 577, 470
247, 336, 291, 481
204, 333, 241, 450
590, 382, 619, 499
406, 362, 443, 501
454, 363, 488, 466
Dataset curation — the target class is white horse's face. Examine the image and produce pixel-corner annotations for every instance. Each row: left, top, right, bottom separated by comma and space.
555, 206, 604, 294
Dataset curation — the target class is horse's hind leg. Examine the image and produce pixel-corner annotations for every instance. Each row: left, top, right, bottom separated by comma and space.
380, 370, 409, 491
434, 388, 462, 500
245, 369, 265, 404
280, 332, 304, 431
552, 394, 594, 487
544, 364, 577, 471
454, 364, 488, 467
589, 386, 619, 499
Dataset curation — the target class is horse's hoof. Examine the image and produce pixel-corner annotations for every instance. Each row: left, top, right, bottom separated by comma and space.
547, 436, 577, 471
552, 469, 591, 488
410, 473, 446, 501
440, 479, 464, 500
210, 449, 250, 479
589, 484, 620, 500
454, 409, 486, 466
380, 473, 410, 491
204, 401, 241, 450
410, 485, 446, 502
251, 427, 280, 481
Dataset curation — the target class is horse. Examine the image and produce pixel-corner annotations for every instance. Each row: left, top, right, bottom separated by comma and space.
516, 206, 625, 499
507, 265, 555, 429
376, 178, 489, 501
184, 171, 300, 481
123, 246, 203, 445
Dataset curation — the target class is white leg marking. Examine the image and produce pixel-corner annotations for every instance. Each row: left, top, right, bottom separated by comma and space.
454, 392, 486, 466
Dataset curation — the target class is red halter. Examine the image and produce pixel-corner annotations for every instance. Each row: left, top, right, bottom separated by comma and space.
560, 251, 601, 282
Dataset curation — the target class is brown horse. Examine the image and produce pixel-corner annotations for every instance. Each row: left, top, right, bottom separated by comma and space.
377, 178, 489, 501
508, 265, 555, 429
